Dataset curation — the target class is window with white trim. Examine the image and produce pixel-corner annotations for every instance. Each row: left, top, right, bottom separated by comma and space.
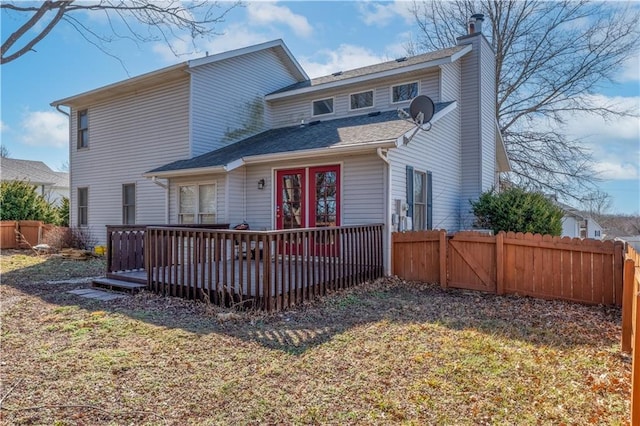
78, 187, 88, 226
312, 98, 334, 116
350, 90, 374, 110
122, 184, 135, 225
77, 109, 89, 149
392, 82, 418, 103
406, 166, 432, 230
179, 183, 216, 224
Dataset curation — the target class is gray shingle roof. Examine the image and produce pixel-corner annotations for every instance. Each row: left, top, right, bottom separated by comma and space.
149, 103, 453, 174
0, 157, 69, 187
269, 45, 469, 95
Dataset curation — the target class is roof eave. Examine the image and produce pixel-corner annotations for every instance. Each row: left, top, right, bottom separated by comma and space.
265, 44, 472, 101
187, 39, 309, 82
143, 165, 227, 179
51, 63, 189, 108
495, 120, 511, 172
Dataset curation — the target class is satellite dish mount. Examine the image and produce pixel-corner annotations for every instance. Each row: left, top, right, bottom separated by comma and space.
398, 95, 435, 145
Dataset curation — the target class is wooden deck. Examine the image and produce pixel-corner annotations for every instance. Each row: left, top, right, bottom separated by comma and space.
107, 224, 384, 311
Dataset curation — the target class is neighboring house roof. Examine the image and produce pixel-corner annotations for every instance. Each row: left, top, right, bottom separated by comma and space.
146, 104, 454, 177
266, 44, 472, 100
0, 157, 69, 187
52, 39, 307, 108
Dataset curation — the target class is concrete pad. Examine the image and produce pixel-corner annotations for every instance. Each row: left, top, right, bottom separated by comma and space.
67, 288, 127, 301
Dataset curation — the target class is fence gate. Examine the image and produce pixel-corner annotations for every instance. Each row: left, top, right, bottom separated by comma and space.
447, 232, 496, 292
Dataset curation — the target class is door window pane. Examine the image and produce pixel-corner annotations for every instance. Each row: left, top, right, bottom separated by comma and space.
281, 174, 303, 229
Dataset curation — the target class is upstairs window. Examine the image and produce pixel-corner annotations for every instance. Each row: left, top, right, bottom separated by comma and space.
78, 187, 88, 226
312, 98, 334, 116
122, 184, 135, 225
350, 90, 374, 110
392, 82, 418, 103
77, 110, 88, 149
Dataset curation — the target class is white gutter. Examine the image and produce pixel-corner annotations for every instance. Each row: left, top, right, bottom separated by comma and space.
143, 165, 226, 179
240, 140, 398, 165
377, 148, 393, 275
265, 44, 472, 101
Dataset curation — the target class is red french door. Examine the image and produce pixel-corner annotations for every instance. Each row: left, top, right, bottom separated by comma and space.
276, 169, 306, 254
275, 165, 341, 256
309, 165, 340, 256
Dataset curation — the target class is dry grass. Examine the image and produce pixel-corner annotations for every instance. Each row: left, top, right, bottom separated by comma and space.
0, 250, 630, 425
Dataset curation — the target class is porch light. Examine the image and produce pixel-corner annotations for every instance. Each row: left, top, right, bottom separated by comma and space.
258, 179, 265, 190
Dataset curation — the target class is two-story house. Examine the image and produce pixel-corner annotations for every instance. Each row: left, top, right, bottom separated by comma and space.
52, 15, 509, 274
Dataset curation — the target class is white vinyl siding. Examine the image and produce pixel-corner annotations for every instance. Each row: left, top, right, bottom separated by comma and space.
389, 104, 462, 232
268, 70, 440, 128
69, 76, 190, 243
189, 48, 301, 156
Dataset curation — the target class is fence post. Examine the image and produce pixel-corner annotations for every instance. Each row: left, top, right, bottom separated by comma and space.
496, 232, 504, 295
439, 230, 447, 288
633, 291, 640, 425
614, 241, 624, 306
622, 258, 635, 353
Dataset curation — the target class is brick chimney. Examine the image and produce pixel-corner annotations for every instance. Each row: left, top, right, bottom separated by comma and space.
467, 13, 485, 34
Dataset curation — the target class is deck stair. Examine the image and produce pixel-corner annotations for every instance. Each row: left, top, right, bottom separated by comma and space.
92, 277, 146, 294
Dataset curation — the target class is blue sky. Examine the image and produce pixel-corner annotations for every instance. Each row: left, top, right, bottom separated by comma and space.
1, 1, 638, 214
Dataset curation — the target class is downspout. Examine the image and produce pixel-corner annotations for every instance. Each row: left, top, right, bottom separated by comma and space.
377, 148, 392, 275
151, 176, 170, 224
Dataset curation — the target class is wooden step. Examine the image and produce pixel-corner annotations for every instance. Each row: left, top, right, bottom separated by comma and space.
92, 277, 146, 294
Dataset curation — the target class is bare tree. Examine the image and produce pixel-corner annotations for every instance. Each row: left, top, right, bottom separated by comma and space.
410, 1, 640, 199
0, 145, 10, 158
1, 0, 241, 66
581, 189, 613, 218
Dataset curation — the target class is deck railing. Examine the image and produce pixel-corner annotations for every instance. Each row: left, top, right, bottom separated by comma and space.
106, 224, 230, 279
145, 224, 384, 311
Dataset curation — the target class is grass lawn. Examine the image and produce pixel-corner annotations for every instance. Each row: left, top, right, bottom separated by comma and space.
0, 250, 630, 425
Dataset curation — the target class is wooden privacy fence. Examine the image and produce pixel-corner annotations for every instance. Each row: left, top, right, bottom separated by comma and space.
0, 220, 55, 249
392, 230, 624, 306
145, 224, 384, 311
621, 245, 640, 424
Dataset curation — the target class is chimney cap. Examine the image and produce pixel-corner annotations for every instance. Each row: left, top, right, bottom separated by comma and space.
471, 13, 485, 20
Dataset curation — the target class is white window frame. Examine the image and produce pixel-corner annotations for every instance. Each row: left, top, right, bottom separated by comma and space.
178, 182, 217, 224
77, 187, 88, 227
122, 183, 136, 225
412, 170, 427, 231
77, 109, 89, 149
349, 89, 374, 111
390, 81, 419, 104
311, 97, 335, 117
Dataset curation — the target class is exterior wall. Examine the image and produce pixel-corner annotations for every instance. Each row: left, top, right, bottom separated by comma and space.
388, 106, 463, 232
69, 76, 190, 244
234, 154, 386, 230
561, 216, 580, 238
457, 33, 497, 226
189, 48, 301, 156
268, 70, 440, 129
479, 37, 497, 190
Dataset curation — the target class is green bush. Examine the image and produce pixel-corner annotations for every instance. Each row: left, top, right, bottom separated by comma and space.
471, 187, 564, 236
0, 180, 60, 224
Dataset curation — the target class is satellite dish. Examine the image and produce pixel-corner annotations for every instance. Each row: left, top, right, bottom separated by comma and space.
409, 95, 435, 125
